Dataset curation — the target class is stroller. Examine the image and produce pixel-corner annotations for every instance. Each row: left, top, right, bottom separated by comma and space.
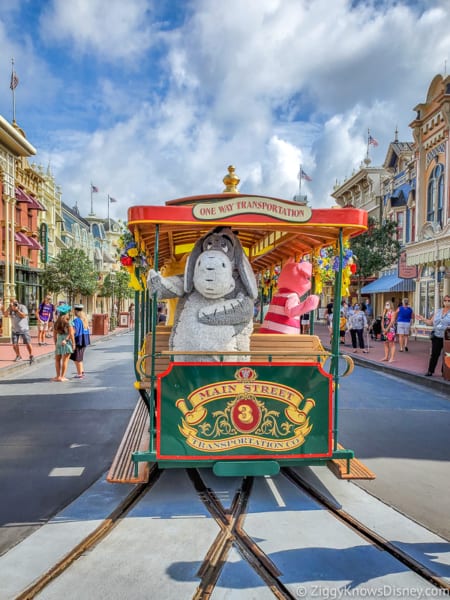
370, 316, 382, 341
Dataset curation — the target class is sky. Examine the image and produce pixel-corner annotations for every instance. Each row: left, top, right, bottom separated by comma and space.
0, 0, 449, 222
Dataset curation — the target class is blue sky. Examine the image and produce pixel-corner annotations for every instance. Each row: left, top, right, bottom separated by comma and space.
0, 0, 449, 221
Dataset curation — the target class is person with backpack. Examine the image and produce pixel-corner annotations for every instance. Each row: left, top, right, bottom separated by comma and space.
347, 304, 368, 353
36, 295, 55, 346
70, 304, 91, 379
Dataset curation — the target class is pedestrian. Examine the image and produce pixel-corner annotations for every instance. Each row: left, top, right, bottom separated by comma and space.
157, 303, 167, 324
347, 304, 368, 353
301, 312, 310, 334
380, 301, 396, 363
339, 312, 347, 344
35, 295, 55, 346
339, 301, 348, 344
393, 298, 414, 352
4, 298, 35, 364
416, 294, 450, 377
128, 302, 135, 329
52, 304, 75, 382
0, 298, 3, 336
362, 298, 373, 337
70, 304, 91, 379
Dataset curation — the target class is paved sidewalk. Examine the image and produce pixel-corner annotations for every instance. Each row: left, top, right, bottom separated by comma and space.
0, 325, 131, 377
312, 321, 450, 394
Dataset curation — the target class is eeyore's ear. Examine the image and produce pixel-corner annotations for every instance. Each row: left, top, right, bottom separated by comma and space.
184, 233, 207, 293
233, 236, 258, 300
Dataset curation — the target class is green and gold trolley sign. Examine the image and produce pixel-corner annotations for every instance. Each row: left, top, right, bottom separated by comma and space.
157, 363, 332, 460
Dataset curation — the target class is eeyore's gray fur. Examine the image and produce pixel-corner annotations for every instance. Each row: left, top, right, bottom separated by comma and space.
147, 227, 257, 361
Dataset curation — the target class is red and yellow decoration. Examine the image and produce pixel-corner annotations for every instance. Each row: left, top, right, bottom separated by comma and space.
118, 229, 149, 291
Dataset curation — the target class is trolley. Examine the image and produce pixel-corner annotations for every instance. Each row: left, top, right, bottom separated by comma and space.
108, 171, 368, 482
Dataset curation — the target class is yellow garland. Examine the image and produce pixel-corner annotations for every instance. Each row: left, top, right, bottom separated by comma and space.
125, 265, 144, 291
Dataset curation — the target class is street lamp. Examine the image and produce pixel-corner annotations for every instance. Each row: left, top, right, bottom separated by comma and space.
110, 271, 116, 330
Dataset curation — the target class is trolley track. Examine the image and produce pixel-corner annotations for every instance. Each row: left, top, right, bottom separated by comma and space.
12, 467, 450, 599
282, 468, 450, 594
15, 466, 162, 600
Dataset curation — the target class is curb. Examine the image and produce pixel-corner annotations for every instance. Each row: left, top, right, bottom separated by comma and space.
0, 328, 131, 379
350, 354, 450, 395
320, 342, 450, 395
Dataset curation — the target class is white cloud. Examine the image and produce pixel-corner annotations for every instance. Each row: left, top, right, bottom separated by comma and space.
0, 0, 449, 219
40, 0, 155, 62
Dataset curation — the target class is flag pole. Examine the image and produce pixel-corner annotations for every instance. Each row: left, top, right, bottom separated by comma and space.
11, 58, 16, 123
366, 128, 370, 159
90, 184, 94, 215
298, 164, 302, 198
107, 194, 110, 231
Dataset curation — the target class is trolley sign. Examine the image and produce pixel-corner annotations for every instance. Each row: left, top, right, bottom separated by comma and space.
157, 363, 332, 460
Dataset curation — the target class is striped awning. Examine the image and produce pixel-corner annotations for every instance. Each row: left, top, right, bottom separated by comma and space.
360, 274, 415, 294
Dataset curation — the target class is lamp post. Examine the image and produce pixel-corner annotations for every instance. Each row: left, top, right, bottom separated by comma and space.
110, 271, 116, 331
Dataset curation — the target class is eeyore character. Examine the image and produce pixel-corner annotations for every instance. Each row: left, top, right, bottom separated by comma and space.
260, 259, 319, 334
147, 227, 258, 361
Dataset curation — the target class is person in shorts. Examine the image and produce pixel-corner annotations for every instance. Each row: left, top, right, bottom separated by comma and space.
36, 295, 55, 346
69, 304, 91, 379
393, 298, 414, 352
4, 298, 34, 364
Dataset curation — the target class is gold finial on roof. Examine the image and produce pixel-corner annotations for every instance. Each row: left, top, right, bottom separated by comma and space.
222, 165, 240, 193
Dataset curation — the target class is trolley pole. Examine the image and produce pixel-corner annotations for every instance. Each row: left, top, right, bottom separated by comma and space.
332, 229, 344, 451
149, 224, 160, 454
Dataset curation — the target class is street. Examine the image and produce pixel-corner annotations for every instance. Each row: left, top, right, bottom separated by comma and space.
339, 366, 450, 540
0, 331, 136, 555
0, 332, 449, 560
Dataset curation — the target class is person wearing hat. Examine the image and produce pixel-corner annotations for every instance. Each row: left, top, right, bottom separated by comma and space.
52, 304, 75, 382
70, 305, 91, 379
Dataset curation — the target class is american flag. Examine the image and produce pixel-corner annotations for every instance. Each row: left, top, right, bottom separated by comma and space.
91, 184, 99, 193
300, 168, 312, 182
368, 134, 379, 147
10, 71, 19, 90
109, 197, 117, 203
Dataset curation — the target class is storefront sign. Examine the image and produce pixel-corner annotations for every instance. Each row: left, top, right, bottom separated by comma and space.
398, 251, 418, 279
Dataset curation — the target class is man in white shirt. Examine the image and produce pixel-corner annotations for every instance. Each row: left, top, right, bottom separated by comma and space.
4, 298, 34, 364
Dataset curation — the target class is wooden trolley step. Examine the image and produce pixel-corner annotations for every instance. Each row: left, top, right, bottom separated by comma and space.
107, 397, 151, 484
327, 444, 376, 480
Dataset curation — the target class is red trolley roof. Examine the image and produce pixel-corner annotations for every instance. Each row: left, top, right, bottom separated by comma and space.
128, 192, 367, 270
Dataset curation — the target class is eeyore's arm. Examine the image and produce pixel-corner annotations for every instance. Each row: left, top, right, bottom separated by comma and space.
198, 293, 254, 326
147, 269, 184, 300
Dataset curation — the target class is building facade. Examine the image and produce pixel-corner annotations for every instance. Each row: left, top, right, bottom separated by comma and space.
331, 74, 450, 322
1, 117, 121, 342
406, 74, 450, 316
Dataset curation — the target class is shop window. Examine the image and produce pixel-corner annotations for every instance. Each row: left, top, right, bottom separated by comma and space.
396, 211, 405, 244
426, 163, 444, 224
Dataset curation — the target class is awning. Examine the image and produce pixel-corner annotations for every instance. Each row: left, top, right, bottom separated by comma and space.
27, 236, 44, 250
360, 274, 416, 294
55, 236, 67, 248
14, 232, 33, 247
14, 187, 45, 210
15, 187, 33, 204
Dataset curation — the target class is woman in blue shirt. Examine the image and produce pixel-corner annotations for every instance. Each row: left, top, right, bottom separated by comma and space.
393, 298, 414, 352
